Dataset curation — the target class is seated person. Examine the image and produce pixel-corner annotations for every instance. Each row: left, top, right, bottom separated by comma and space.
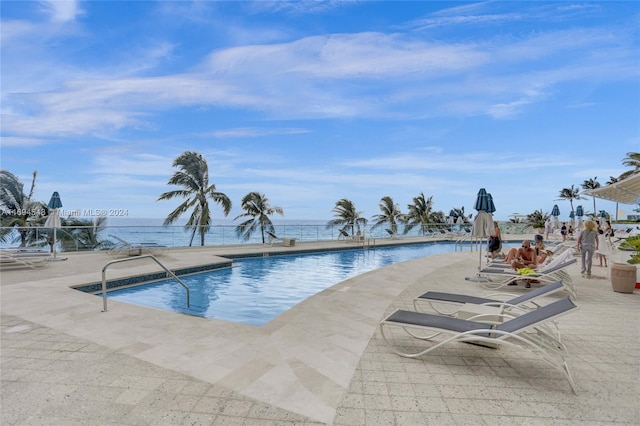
488, 222, 502, 259
534, 239, 550, 264
502, 240, 537, 270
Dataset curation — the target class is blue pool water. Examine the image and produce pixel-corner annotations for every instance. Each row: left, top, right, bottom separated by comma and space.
105, 242, 516, 326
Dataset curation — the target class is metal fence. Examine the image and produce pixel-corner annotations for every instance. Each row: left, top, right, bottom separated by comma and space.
0, 223, 484, 252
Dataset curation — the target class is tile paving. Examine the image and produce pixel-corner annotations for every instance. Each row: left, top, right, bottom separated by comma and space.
1, 237, 639, 425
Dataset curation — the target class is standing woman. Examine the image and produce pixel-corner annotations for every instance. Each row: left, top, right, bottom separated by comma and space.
577, 220, 599, 278
595, 229, 609, 267
545, 218, 552, 240
489, 221, 502, 259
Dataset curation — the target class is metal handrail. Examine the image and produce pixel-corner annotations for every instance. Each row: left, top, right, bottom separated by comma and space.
454, 233, 471, 251
100, 255, 190, 312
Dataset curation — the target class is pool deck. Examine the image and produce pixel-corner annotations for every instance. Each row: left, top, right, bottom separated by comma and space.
1, 235, 639, 425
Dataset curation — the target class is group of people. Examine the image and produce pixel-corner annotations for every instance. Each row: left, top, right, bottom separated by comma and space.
580, 220, 614, 276
488, 219, 614, 282
545, 219, 575, 241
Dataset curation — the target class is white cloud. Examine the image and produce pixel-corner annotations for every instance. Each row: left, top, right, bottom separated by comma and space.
249, 0, 360, 16
91, 153, 175, 177
2, 4, 637, 146
0, 136, 49, 147
40, 0, 82, 23
209, 127, 310, 138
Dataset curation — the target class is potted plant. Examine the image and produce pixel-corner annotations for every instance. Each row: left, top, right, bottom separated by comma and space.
619, 235, 640, 264
611, 236, 639, 293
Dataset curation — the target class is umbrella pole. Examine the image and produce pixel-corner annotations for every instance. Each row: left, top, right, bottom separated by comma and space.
53, 228, 57, 259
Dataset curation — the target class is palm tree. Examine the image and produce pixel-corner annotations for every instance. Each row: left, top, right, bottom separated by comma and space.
234, 192, 284, 243
527, 209, 550, 229
403, 192, 433, 236
59, 216, 109, 252
556, 184, 585, 214
620, 152, 640, 180
327, 198, 367, 236
370, 196, 404, 234
0, 169, 47, 246
157, 151, 232, 246
581, 177, 601, 216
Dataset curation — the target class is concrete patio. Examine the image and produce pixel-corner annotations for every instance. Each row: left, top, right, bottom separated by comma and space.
1, 238, 638, 425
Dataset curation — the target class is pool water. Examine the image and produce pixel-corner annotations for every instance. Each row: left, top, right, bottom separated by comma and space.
104, 242, 516, 326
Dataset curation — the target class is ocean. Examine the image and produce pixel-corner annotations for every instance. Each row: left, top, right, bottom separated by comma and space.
105, 217, 340, 247
2, 217, 428, 250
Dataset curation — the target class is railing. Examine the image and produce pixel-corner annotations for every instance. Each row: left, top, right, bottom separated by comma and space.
1, 223, 531, 253
454, 233, 472, 251
100, 255, 190, 312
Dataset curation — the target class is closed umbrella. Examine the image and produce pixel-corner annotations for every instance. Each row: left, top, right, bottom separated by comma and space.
569, 210, 575, 228
44, 191, 62, 259
551, 204, 560, 229
487, 193, 496, 213
599, 210, 607, 227
576, 205, 584, 230
471, 188, 495, 269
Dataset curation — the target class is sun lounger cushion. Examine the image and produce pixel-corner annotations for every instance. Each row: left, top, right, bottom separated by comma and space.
384, 310, 493, 334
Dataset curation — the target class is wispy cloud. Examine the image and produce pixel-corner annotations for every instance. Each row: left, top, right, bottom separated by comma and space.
2, 10, 636, 140
406, 13, 524, 31
209, 127, 310, 138
0, 136, 49, 147
249, 0, 360, 16
39, 0, 83, 23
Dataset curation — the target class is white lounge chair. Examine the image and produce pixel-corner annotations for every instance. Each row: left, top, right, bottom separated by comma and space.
379, 296, 579, 394
477, 250, 577, 298
338, 229, 363, 242
108, 235, 167, 256
414, 280, 567, 316
267, 231, 296, 247
0, 249, 52, 269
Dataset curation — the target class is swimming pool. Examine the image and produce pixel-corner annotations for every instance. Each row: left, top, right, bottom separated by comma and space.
104, 242, 517, 326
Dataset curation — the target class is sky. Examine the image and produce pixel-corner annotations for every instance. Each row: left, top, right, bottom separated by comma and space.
1, 1, 639, 224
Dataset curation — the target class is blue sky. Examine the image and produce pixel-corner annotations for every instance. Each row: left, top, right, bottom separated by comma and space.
1, 1, 638, 223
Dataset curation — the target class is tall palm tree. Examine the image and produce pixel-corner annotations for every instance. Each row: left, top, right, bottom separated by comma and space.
581, 177, 601, 216
327, 198, 367, 236
403, 192, 433, 236
556, 184, 585, 214
157, 151, 232, 247
620, 152, 640, 180
370, 196, 404, 234
0, 169, 46, 246
234, 192, 284, 243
